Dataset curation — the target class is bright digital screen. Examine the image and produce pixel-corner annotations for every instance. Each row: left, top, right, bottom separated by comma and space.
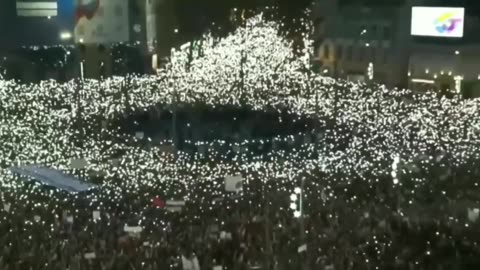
411, 7, 464, 38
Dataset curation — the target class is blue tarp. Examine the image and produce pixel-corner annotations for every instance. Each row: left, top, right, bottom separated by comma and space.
10, 165, 97, 193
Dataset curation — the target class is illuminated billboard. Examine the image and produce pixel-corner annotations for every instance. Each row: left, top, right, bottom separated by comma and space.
411, 7, 465, 38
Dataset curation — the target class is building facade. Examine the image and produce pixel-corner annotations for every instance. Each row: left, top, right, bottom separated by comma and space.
312, 0, 412, 88
312, 0, 480, 96
408, 15, 480, 97
0, 0, 180, 81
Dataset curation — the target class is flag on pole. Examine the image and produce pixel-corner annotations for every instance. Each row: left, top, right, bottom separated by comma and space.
16, 0, 58, 17
152, 196, 165, 209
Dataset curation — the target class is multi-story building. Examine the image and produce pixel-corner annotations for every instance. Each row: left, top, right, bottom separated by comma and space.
408, 14, 480, 97
312, 0, 412, 88
312, 0, 480, 96
0, 0, 180, 81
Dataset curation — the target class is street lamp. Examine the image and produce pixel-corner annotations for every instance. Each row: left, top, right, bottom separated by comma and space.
368, 62, 374, 80
290, 187, 302, 218
60, 31, 72, 40
454, 76, 463, 94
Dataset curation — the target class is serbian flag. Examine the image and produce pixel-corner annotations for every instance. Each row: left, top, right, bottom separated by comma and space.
152, 196, 165, 209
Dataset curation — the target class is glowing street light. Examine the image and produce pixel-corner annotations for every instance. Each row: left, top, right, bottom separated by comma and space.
368, 62, 374, 80
290, 202, 297, 210
60, 31, 72, 40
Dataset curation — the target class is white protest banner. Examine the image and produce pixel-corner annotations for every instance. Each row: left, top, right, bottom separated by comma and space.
224, 175, 243, 192
468, 208, 480, 222
4, 203, 11, 212
70, 158, 88, 169
135, 131, 144, 140
166, 200, 185, 212
84, 252, 96, 260
124, 225, 143, 234
325, 265, 334, 270
92, 211, 101, 220
298, 244, 307, 253
213, 266, 223, 270
66, 216, 74, 223
159, 145, 175, 154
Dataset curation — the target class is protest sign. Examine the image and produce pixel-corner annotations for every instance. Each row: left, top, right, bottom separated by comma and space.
93, 211, 101, 220
225, 175, 243, 192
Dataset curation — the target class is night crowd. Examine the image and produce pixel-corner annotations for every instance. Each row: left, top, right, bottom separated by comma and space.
2, 14, 480, 270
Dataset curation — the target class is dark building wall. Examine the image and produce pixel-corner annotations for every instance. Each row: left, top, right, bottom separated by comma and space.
0, 0, 75, 49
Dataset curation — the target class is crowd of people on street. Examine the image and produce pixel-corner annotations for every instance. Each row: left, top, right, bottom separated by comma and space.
2, 14, 480, 270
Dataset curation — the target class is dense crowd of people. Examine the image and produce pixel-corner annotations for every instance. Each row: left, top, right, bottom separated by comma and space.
2, 14, 480, 270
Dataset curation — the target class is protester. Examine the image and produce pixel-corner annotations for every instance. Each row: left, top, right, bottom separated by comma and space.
2, 13, 480, 270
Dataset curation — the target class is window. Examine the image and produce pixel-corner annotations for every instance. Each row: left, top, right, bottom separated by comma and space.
383, 25, 391, 40
382, 49, 388, 64
371, 25, 377, 37
336, 45, 343, 60
114, 5, 124, 17
357, 47, 365, 62
323, 44, 330, 59
346, 45, 353, 61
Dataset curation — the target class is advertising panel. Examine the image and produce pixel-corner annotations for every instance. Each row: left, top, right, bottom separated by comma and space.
411, 7, 464, 38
